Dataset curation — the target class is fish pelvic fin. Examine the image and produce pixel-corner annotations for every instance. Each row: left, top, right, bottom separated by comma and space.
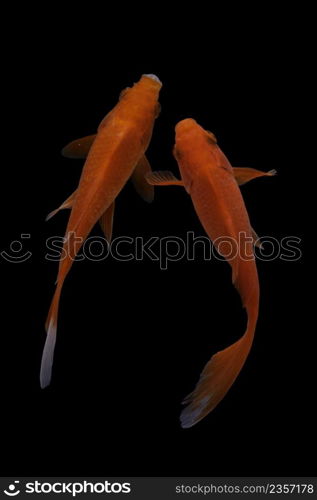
99, 201, 115, 243
46, 190, 77, 221
130, 155, 154, 203
251, 226, 263, 249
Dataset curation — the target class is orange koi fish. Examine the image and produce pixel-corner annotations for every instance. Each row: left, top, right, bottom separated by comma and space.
147, 118, 275, 428
41, 74, 162, 388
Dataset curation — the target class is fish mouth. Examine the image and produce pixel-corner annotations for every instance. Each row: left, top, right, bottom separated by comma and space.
175, 118, 197, 131
175, 118, 197, 128
142, 74, 162, 84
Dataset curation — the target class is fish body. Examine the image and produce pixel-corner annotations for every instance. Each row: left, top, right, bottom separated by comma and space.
147, 118, 272, 427
174, 119, 259, 308
41, 74, 162, 388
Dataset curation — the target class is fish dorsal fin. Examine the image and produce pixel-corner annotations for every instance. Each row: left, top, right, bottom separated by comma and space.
99, 201, 115, 243
146, 170, 184, 186
61, 134, 97, 159
130, 155, 154, 203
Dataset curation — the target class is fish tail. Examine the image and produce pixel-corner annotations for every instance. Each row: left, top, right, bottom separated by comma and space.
180, 299, 258, 429
40, 282, 63, 388
40, 228, 84, 387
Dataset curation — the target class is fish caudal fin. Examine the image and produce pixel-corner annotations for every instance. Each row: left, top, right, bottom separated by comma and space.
40, 284, 63, 388
180, 319, 256, 428
131, 155, 154, 202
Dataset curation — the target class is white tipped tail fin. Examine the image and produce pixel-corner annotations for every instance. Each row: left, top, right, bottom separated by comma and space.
40, 285, 62, 388
180, 306, 258, 429
40, 319, 57, 388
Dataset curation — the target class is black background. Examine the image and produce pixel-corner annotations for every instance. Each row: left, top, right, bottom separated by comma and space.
1, 10, 313, 477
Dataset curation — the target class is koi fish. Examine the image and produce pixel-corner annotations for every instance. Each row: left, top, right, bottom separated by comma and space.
147, 118, 275, 428
41, 74, 162, 388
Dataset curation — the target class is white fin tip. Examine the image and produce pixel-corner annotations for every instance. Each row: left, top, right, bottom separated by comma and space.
40, 319, 57, 388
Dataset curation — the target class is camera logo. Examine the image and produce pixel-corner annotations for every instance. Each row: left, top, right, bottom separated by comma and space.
3, 481, 20, 496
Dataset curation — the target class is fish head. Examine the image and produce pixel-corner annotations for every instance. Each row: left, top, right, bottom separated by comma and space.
140, 74, 162, 92
119, 75, 162, 103
119, 74, 161, 99
175, 118, 197, 131
142, 74, 162, 84
173, 119, 206, 191
136, 74, 162, 119
174, 119, 200, 158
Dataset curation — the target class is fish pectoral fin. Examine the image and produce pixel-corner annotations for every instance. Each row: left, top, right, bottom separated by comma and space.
99, 201, 115, 243
61, 134, 97, 159
46, 190, 77, 221
146, 170, 184, 186
251, 226, 263, 249
233, 167, 277, 186
130, 155, 154, 203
